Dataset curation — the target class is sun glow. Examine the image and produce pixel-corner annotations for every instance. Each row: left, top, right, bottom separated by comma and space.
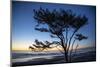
12, 40, 90, 51
12, 41, 30, 51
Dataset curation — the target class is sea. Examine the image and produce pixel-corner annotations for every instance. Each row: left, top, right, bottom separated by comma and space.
12, 47, 96, 63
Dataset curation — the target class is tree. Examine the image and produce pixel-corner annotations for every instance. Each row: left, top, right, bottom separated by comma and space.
32, 7, 88, 62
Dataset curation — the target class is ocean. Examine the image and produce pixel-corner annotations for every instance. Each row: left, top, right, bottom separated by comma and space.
12, 47, 96, 65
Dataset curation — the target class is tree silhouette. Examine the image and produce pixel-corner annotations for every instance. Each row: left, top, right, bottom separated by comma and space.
29, 46, 35, 51
32, 7, 88, 62
29, 39, 59, 52
69, 33, 88, 62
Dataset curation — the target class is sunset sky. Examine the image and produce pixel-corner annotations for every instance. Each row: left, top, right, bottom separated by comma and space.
12, 1, 96, 51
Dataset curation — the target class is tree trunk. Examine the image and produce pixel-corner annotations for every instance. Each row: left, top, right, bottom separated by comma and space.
64, 48, 68, 62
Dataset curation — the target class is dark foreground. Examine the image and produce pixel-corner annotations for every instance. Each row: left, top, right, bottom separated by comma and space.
12, 50, 96, 67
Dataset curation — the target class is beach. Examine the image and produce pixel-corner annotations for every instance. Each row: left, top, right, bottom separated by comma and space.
12, 47, 96, 66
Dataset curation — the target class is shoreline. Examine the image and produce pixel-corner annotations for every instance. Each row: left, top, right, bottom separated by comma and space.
12, 50, 96, 66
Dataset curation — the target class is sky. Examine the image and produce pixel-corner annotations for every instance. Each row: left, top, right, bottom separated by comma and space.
12, 1, 96, 51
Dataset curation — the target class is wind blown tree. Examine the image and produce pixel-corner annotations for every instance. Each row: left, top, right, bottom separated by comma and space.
32, 7, 88, 62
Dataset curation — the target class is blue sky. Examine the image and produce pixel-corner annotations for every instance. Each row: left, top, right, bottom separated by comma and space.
12, 1, 96, 50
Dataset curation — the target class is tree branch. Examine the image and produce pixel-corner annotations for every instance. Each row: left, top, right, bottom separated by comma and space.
67, 29, 78, 52
69, 39, 76, 61
65, 28, 68, 49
